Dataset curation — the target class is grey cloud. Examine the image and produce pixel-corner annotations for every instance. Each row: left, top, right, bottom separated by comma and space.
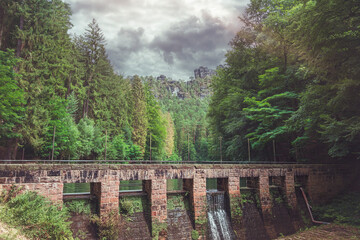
149, 11, 235, 70
70, 0, 131, 14
107, 27, 146, 72
115, 27, 145, 55
67, 0, 248, 79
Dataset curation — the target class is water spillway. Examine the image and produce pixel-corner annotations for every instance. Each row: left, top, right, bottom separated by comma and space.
207, 191, 236, 240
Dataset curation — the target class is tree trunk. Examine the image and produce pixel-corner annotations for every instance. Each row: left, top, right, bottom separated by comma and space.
7, 138, 19, 160
283, 45, 287, 71
0, 6, 5, 49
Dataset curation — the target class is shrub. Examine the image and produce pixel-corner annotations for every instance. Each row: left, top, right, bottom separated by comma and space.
0, 191, 73, 239
0, 185, 23, 203
64, 199, 91, 215
191, 230, 199, 240
91, 210, 119, 240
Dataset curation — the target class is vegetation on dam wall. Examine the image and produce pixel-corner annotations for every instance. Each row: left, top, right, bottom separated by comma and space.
0, 187, 73, 239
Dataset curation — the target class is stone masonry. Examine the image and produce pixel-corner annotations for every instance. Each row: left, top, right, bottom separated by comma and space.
0, 163, 357, 239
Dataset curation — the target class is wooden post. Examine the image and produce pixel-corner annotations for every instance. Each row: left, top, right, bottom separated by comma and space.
22, 148, 25, 161
188, 133, 190, 161
51, 126, 56, 161
104, 130, 107, 161
273, 140, 276, 162
219, 136, 223, 162
248, 138, 251, 162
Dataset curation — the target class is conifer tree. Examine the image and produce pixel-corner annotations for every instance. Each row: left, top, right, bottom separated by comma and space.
5, 0, 75, 157
0, 50, 25, 159
131, 75, 147, 153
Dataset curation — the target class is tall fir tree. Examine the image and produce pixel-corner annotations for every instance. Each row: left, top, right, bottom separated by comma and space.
131, 75, 147, 153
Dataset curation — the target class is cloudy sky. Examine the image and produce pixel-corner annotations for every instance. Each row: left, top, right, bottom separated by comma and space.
64, 0, 249, 80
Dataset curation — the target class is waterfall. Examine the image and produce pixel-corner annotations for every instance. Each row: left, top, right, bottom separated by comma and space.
207, 191, 235, 240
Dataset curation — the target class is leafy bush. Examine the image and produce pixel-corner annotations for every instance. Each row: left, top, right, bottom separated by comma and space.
0, 185, 23, 203
91, 210, 119, 240
0, 191, 73, 239
119, 198, 134, 216
191, 230, 199, 240
64, 199, 91, 215
119, 196, 146, 216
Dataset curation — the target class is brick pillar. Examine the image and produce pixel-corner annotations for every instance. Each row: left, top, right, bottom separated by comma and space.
284, 171, 297, 209
228, 176, 242, 238
284, 171, 302, 231
47, 183, 64, 204
228, 177, 240, 197
193, 170, 207, 229
144, 179, 167, 239
150, 179, 167, 223
183, 171, 207, 234
91, 177, 119, 217
259, 172, 276, 239
259, 174, 271, 212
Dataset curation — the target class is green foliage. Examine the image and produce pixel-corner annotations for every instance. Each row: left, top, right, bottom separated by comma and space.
313, 192, 360, 226
64, 199, 91, 215
151, 220, 167, 240
119, 196, 146, 217
76, 117, 104, 159
230, 195, 242, 218
0, 185, 23, 204
208, 0, 360, 162
167, 195, 188, 211
41, 97, 80, 159
194, 216, 208, 237
165, 152, 182, 162
144, 85, 167, 160
131, 75, 148, 153
128, 144, 143, 160
2, 0, 358, 162
107, 134, 143, 160
300, 209, 311, 226
0, 50, 25, 140
1, 3, 135, 160
91, 210, 119, 240
191, 230, 199, 240
107, 135, 130, 160
146, 76, 210, 162
0, 190, 73, 240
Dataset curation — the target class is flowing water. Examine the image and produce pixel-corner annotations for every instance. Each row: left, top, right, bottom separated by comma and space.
207, 191, 235, 240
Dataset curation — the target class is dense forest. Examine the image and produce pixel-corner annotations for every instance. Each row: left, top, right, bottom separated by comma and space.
0, 0, 211, 161
0, 0, 359, 162
208, 0, 360, 162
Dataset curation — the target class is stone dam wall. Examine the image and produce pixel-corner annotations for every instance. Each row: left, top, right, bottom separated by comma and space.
0, 163, 357, 239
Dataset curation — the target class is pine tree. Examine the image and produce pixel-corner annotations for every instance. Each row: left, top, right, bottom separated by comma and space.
131, 75, 147, 152
0, 50, 25, 159
78, 18, 109, 119
5, 0, 75, 157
